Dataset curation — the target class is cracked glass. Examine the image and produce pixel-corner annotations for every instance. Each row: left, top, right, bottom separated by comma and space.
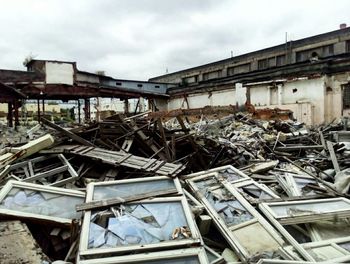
88, 201, 190, 249
0, 187, 83, 219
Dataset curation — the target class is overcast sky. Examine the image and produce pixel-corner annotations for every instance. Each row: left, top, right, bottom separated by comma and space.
1, 0, 349, 80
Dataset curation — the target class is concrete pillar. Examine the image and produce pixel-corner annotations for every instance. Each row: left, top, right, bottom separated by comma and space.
84, 98, 90, 122
277, 84, 283, 105
139, 97, 145, 112
124, 99, 129, 114
14, 100, 19, 127
7, 102, 13, 127
77, 99, 81, 124
42, 99, 45, 119
37, 99, 41, 123
235, 83, 247, 109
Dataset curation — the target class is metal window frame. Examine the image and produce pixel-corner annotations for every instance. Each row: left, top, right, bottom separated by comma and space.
0, 154, 78, 187
259, 199, 350, 261
77, 247, 209, 264
260, 198, 350, 225
186, 173, 285, 262
232, 179, 279, 204
275, 173, 328, 198
0, 180, 85, 225
79, 196, 201, 259
280, 237, 350, 263
85, 176, 183, 202
181, 165, 250, 183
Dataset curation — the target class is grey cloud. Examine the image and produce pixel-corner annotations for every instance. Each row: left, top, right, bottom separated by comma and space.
0, 0, 349, 80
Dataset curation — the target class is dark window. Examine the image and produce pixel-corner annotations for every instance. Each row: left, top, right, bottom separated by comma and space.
346, 40, 350, 52
276, 55, 286, 66
137, 84, 143, 87
322, 44, 334, 56
344, 84, 350, 109
116, 82, 122, 86
182, 75, 198, 84
203, 70, 222, 81
155, 85, 160, 88
227, 63, 251, 76
258, 59, 268, 70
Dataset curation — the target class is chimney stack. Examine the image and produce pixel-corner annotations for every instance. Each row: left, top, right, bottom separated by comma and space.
340, 23, 347, 29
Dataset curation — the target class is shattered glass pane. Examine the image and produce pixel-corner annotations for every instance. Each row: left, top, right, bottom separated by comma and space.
219, 168, 245, 182
88, 201, 189, 249
294, 177, 317, 196
93, 179, 176, 201
0, 187, 83, 219
239, 184, 273, 200
269, 199, 350, 218
205, 248, 219, 263
338, 242, 350, 252
195, 177, 253, 226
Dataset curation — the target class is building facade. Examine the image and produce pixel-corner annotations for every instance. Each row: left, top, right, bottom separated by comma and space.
150, 27, 350, 125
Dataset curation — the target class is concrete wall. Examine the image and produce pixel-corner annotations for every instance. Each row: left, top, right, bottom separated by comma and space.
163, 88, 236, 111
161, 74, 350, 126
150, 29, 350, 85
45, 61, 74, 85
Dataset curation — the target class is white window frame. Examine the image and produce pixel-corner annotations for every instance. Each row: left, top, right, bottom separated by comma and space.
79, 196, 201, 259
186, 173, 285, 262
181, 165, 250, 183
77, 247, 209, 264
0, 180, 85, 225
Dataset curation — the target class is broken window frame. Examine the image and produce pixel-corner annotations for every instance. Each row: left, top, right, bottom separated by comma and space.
85, 176, 183, 202
260, 198, 350, 225
186, 173, 285, 262
279, 237, 350, 263
181, 165, 250, 183
77, 247, 209, 264
259, 198, 350, 261
204, 245, 225, 264
232, 179, 280, 204
79, 196, 201, 259
256, 260, 322, 264
0, 180, 85, 226
275, 173, 329, 198
0, 154, 78, 187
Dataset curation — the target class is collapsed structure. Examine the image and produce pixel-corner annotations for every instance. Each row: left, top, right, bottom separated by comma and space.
0, 27, 349, 264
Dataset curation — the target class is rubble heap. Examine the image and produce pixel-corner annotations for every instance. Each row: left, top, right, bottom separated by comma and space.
0, 112, 349, 264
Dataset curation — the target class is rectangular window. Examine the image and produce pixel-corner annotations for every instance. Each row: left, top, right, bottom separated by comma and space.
202, 70, 222, 81
343, 84, 350, 109
227, 63, 251, 76
258, 58, 268, 70
276, 55, 286, 66
182, 75, 198, 84
346, 40, 350, 53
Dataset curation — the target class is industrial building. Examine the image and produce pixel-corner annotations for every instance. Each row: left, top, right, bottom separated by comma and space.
1, 27, 350, 126
150, 26, 350, 125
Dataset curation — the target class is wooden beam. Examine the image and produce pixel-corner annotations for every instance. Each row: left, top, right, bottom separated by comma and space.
41, 118, 95, 147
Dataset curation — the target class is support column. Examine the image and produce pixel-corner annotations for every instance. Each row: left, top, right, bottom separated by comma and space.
78, 99, 81, 124
14, 100, 19, 127
42, 99, 45, 120
124, 99, 129, 114
37, 99, 41, 123
7, 102, 13, 128
235, 83, 247, 110
277, 84, 283, 106
84, 98, 90, 122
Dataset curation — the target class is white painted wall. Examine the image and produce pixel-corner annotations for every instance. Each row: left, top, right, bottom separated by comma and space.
45, 62, 74, 85
166, 88, 236, 110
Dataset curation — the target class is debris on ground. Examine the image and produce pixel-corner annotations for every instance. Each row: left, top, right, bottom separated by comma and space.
0, 112, 349, 263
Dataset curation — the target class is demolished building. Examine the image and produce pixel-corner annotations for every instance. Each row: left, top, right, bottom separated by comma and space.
0, 27, 350, 264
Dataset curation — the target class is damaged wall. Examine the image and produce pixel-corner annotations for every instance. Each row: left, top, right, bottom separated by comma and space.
157, 72, 350, 126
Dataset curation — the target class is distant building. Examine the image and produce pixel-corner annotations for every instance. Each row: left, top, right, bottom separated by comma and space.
150, 27, 350, 125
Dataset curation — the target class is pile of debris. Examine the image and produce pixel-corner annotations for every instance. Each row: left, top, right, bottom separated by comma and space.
0, 112, 349, 263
